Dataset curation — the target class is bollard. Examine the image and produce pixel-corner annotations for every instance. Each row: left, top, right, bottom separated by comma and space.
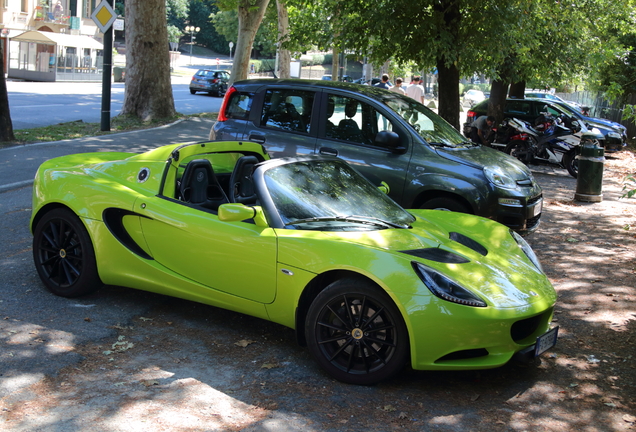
574, 140, 605, 202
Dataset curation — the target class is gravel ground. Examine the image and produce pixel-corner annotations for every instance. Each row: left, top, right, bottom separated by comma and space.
1, 149, 635, 432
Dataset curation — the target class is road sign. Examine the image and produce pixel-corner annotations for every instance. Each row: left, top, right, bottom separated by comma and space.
91, 0, 117, 34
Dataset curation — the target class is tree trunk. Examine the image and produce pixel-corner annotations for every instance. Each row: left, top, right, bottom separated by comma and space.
276, 0, 291, 79
331, 46, 339, 81
230, 0, 270, 83
121, 0, 175, 121
0, 40, 14, 142
509, 81, 525, 99
488, 80, 509, 124
434, 0, 461, 129
437, 59, 460, 129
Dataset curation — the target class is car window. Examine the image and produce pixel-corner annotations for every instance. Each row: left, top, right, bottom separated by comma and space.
325, 95, 397, 148
506, 101, 532, 115
260, 89, 313, 134
225, 92, 253, 120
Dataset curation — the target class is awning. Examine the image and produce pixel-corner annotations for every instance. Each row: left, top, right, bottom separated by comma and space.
11, 31, 103, 50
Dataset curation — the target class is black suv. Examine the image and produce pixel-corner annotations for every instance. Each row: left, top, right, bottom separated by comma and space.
211, 79, 544, 234
464, 98, 625, 152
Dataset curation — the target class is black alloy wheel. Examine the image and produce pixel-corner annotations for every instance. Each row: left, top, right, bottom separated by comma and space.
32, 208, 102, 297
306, 279, 409, 385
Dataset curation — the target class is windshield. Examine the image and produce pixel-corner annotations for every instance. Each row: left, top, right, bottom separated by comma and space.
263, 159, 415, 231
377, 93, 469, 147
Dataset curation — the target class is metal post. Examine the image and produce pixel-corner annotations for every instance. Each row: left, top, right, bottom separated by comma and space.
185, 26, 199, 66
100, 0, 114, 132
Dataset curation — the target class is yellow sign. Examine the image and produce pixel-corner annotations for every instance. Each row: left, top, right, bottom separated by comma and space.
91, 0, 117, 33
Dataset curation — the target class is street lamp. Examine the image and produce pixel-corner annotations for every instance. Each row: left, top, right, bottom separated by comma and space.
184, 25, 200, 66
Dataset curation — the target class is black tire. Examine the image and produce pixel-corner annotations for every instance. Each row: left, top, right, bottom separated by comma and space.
33, 208, 102, 297
189, 89, 196, 95
505, 139, 533, 165
419, 197, 470, 213
305, 278, 409, 385
217, 86, 227, 97
563, 150, 578, 179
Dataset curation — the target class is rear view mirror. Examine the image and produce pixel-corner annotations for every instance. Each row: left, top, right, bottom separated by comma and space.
375, 130, 405, 154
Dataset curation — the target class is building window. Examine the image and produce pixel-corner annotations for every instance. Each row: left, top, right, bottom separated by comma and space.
22, 0, 29, 13
83, 0, 96, 18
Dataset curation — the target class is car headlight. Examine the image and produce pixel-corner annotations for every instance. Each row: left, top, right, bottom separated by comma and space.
510, 229, 543, 272
412, 262, 487, 307
484, 165, 517, 189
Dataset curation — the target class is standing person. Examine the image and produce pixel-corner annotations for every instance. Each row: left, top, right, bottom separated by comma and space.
405, 76, 425, 103
373, 74, 391, 89
389, 77, 406, 95
470, 115, 495, 146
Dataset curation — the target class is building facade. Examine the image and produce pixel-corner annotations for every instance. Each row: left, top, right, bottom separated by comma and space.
1, 0, 105, 81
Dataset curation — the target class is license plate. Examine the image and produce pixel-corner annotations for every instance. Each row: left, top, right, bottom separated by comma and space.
534, 326, 558, 357
532, 199, 543, 217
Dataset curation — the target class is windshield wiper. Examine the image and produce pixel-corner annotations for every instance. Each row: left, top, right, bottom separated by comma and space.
284, 215, 408, 229
428, 141, 456, 148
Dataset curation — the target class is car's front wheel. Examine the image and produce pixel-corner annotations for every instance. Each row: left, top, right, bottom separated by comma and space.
305, 278, 409, 385
33, 208, 102, 297
419, 197, 470, 213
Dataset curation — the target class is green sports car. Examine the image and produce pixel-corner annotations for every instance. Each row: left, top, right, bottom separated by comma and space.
30, 140, 558, 385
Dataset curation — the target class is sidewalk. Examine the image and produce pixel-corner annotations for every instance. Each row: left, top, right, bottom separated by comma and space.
0, 117, 215, 194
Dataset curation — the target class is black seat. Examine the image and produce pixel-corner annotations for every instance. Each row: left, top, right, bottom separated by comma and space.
179, 159, 229, 210
229, 156, 259, 205
337, 99, 366, 143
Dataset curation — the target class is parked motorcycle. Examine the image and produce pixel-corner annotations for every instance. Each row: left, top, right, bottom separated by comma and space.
491, 112, 583, 178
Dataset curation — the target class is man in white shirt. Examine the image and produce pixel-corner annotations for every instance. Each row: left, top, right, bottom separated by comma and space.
405, 76, 425, 103
389, 77, 406, 95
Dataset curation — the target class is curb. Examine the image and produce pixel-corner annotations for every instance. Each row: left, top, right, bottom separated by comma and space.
0, 118, 190, 193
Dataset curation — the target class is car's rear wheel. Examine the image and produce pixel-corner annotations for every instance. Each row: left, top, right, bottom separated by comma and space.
419, 197, 470, 213
305, 279, 409, 385
506, 140, 533, 165
189, 89, 196, 95
33, 208, 102, 297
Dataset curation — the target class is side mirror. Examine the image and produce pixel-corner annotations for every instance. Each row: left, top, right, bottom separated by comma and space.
375, 130, 405, 154
378, 181, 390, 195
218, 204, 268, 227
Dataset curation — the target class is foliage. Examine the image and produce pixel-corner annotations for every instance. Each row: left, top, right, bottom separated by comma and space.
622, 174, 636, 199
211, 3, 278, 58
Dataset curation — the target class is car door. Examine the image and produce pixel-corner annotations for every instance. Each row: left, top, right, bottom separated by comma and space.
314, 92, 411, 204
135, 197, 278, 304
243, 87, 318, 158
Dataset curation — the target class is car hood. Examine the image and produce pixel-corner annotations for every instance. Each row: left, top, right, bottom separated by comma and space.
314, 211, 556, 309
434, 145, 533, 181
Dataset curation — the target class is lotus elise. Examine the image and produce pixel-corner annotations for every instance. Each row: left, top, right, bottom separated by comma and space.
31, 140, 558, 385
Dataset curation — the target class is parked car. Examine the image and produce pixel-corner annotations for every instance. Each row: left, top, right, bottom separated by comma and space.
543, 99, 627, 152
321, 75, 332, 80
210, 79, 544, 234
524, 91, 583, 112
189, 69, 229, 96
31, 140, 558, 385
462, 89, 486, 107
464, 98, 626, 152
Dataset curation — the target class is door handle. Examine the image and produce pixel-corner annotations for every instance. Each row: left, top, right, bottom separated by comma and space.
248, 133, 266, 144
319, 147, 339, 157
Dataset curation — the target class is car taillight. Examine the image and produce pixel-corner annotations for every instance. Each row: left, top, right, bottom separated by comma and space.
217, 86, 236, 122
191, 76, 196, 81
466, 110, 476, 121
212, 78, 218, 83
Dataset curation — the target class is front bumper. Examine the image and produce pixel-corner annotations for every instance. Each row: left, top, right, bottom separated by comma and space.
496, 193, 542, 235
